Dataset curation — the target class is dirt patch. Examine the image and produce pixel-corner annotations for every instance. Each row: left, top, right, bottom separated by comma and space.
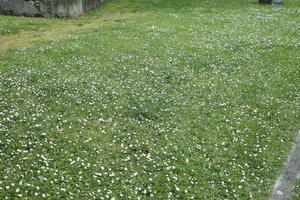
0, 12, 144, 52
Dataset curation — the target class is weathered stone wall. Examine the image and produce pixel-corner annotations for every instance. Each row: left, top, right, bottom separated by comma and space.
0, 0, 104, 18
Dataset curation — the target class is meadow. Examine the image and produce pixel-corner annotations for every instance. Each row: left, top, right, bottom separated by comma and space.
0, 0, 299, 199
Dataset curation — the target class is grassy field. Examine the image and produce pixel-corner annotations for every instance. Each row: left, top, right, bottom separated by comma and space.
0, 0, 299, 199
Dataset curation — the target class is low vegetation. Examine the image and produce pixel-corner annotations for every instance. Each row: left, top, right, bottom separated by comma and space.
0, 0, 299, 199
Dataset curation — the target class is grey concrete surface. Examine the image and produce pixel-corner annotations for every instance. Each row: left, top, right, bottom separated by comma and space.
270, 131, 300, 200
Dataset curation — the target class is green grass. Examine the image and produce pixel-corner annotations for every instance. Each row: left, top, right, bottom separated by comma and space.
293, 180, 300, 200
0, 0, 299, 199
0, 15, 57, 35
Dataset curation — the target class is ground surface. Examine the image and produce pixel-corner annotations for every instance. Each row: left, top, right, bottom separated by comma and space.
0, 0, 299, 199
270, 132, 300, 200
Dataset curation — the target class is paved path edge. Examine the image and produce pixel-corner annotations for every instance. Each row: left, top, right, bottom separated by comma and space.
270, 131, 300, 200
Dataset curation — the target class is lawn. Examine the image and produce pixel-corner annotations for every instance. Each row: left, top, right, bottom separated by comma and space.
0, 0, 299, 199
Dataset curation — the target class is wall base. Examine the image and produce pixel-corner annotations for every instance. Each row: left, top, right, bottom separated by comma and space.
0, 0, 104, 18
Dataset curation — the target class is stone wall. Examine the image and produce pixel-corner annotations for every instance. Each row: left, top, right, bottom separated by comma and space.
0, 0, 104, 18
